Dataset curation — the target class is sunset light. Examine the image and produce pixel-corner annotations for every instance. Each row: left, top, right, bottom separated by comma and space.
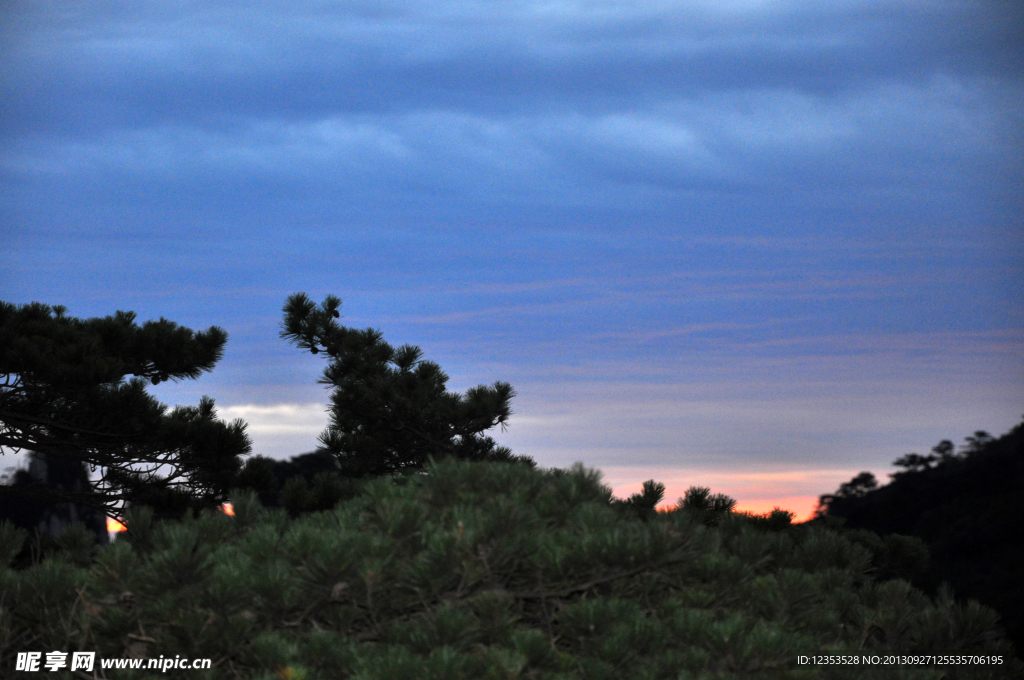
3, 0, 1021, 668
107, 504, 235, 536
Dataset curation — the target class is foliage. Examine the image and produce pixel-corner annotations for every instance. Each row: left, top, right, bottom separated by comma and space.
280, 293, 530, 476
613, 479, 665, 521
0, 301, 251, 516
3, 459, 1018, 679
817, 472, 879, 510
679, 485, 739, 527
0, 453, 110, 552
817, 420, 1024, 654
234, 451, 365, 516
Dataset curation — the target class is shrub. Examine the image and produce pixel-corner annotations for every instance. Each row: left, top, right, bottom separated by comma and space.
2, 459, 1018, 679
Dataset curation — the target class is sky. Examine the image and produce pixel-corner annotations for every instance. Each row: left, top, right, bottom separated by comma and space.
2, 0, 1022, 520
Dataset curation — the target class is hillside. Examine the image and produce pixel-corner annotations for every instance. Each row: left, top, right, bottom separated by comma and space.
819, 421, 1024, 655
3, 458, 1019, 679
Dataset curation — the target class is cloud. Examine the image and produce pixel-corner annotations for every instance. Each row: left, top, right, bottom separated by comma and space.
4, 74, 1016, 216
1, 0, 1020, 507
4, 1, 1018, 127
218, 402, 329, 459
491, 348, 1024, 471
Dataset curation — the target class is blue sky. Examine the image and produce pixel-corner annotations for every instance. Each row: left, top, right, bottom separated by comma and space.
2, 0, 1022, 517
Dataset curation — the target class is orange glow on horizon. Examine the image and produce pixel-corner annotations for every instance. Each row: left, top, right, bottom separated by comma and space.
607, 467, 859, 526
653, 495, 819, 523
102, 489, 820, 536
106, 503, 236, 535
733, 495, 821, 523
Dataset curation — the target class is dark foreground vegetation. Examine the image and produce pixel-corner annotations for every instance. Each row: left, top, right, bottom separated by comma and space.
0, 293, 524, 525
3, 296, 1021, 678
3, 458, 1020, 679
818, 421, 1024, 656
0, 300, 251, 519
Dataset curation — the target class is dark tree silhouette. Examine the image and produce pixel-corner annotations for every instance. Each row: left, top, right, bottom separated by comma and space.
0, 301, 251, 517
815, 471, 878, 515
280, 293, 529, 477
680, 485, 737, 524
234, 450, 364, 516
817, 420, 1024, 654
0, 453, 109, 546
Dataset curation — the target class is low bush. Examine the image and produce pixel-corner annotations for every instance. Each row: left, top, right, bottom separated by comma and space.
2, 459, 1018, 679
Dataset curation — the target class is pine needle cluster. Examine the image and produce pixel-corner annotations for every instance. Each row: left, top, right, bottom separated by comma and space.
279, 294, 526, 477
3, 459, 1018, 679
0, 301, 251, 516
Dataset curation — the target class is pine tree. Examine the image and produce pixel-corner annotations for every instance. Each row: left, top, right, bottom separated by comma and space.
3, 459, 1018, 679
0, 301, 251, 517
280, 293, 527, 477
0, 452, 110, 547
817, 421, 1024, 652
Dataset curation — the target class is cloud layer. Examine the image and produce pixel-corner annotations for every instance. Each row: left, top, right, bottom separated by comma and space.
2, 0, 1021, 511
